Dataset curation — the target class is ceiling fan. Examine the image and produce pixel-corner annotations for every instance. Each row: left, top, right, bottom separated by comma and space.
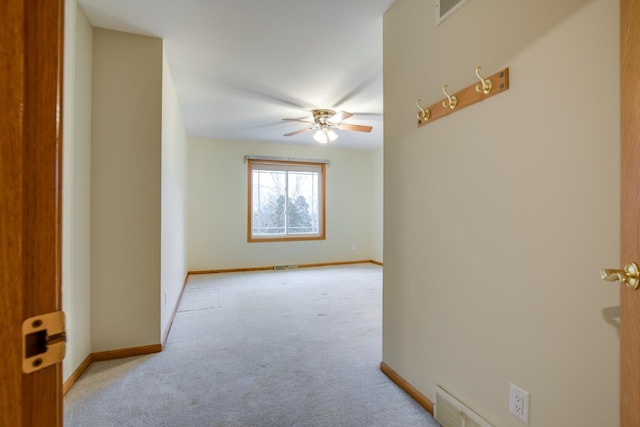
282, 109, 373, 144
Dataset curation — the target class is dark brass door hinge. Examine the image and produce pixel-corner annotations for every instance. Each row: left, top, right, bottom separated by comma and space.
22, 311, 66, 374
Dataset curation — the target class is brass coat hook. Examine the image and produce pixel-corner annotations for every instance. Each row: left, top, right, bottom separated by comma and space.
475, 66, 493, 95
601, 262, 640, 290
416, 99, 431, 121
441, 85, 458, 110
415, 66, 509, 128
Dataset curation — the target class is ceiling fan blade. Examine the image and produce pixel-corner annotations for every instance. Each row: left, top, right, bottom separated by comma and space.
329, 111, 353, 123
282, 118, 315, 124
336, 123, 373, 133
284, 127, 315, 137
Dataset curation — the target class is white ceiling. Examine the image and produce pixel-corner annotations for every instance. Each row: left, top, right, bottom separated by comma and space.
78, 0, 395, 150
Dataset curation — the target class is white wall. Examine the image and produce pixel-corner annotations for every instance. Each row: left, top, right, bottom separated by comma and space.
383, 0, 620, 426
161, 49, 188, 341
187, 139, 382, 270
91, 29, 163, 351
62, 0, 93, 381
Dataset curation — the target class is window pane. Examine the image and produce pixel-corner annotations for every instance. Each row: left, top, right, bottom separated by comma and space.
287, 171, 319, 234
248, 160, 325, 242
252, 170, 286, 235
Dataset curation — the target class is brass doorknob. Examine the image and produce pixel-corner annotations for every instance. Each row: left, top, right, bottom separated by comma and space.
601, 262, 640, 290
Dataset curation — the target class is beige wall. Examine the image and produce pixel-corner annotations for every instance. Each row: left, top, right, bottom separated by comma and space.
161, 49, 188, 340
62, 0, 93, 381
91, 29, 163, 351
383, 0, 620, 426
187, 139, 382, 270
372, 149, 383, 262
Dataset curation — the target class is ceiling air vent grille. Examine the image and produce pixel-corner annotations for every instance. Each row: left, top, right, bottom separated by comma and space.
436, 0, 468, 25
434, 386, 494, 427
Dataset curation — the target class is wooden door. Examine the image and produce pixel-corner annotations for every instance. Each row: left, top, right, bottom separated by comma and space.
620, 0, 640, 425
0, 0, 65, 426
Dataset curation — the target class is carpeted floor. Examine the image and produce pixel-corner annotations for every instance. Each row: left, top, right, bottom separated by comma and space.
65, 264, 440, 427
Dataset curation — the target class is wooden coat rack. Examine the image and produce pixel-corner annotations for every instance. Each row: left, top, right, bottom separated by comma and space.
416, 66, 510, 127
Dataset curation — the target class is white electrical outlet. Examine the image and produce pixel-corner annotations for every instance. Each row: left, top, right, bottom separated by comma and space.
509, 383, 529, 424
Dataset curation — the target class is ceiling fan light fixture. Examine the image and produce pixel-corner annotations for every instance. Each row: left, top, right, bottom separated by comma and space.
313, 128, 338, 144
283, 109, 370, 143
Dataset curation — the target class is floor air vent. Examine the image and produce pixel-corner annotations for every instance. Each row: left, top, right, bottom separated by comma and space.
274, 264, 298, 271
434, 386, 493, 427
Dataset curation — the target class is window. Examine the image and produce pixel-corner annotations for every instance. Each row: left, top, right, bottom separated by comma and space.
248, 159, 326, 242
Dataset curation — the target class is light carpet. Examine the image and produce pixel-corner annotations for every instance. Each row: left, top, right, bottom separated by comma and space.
65, 264, 440, 427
